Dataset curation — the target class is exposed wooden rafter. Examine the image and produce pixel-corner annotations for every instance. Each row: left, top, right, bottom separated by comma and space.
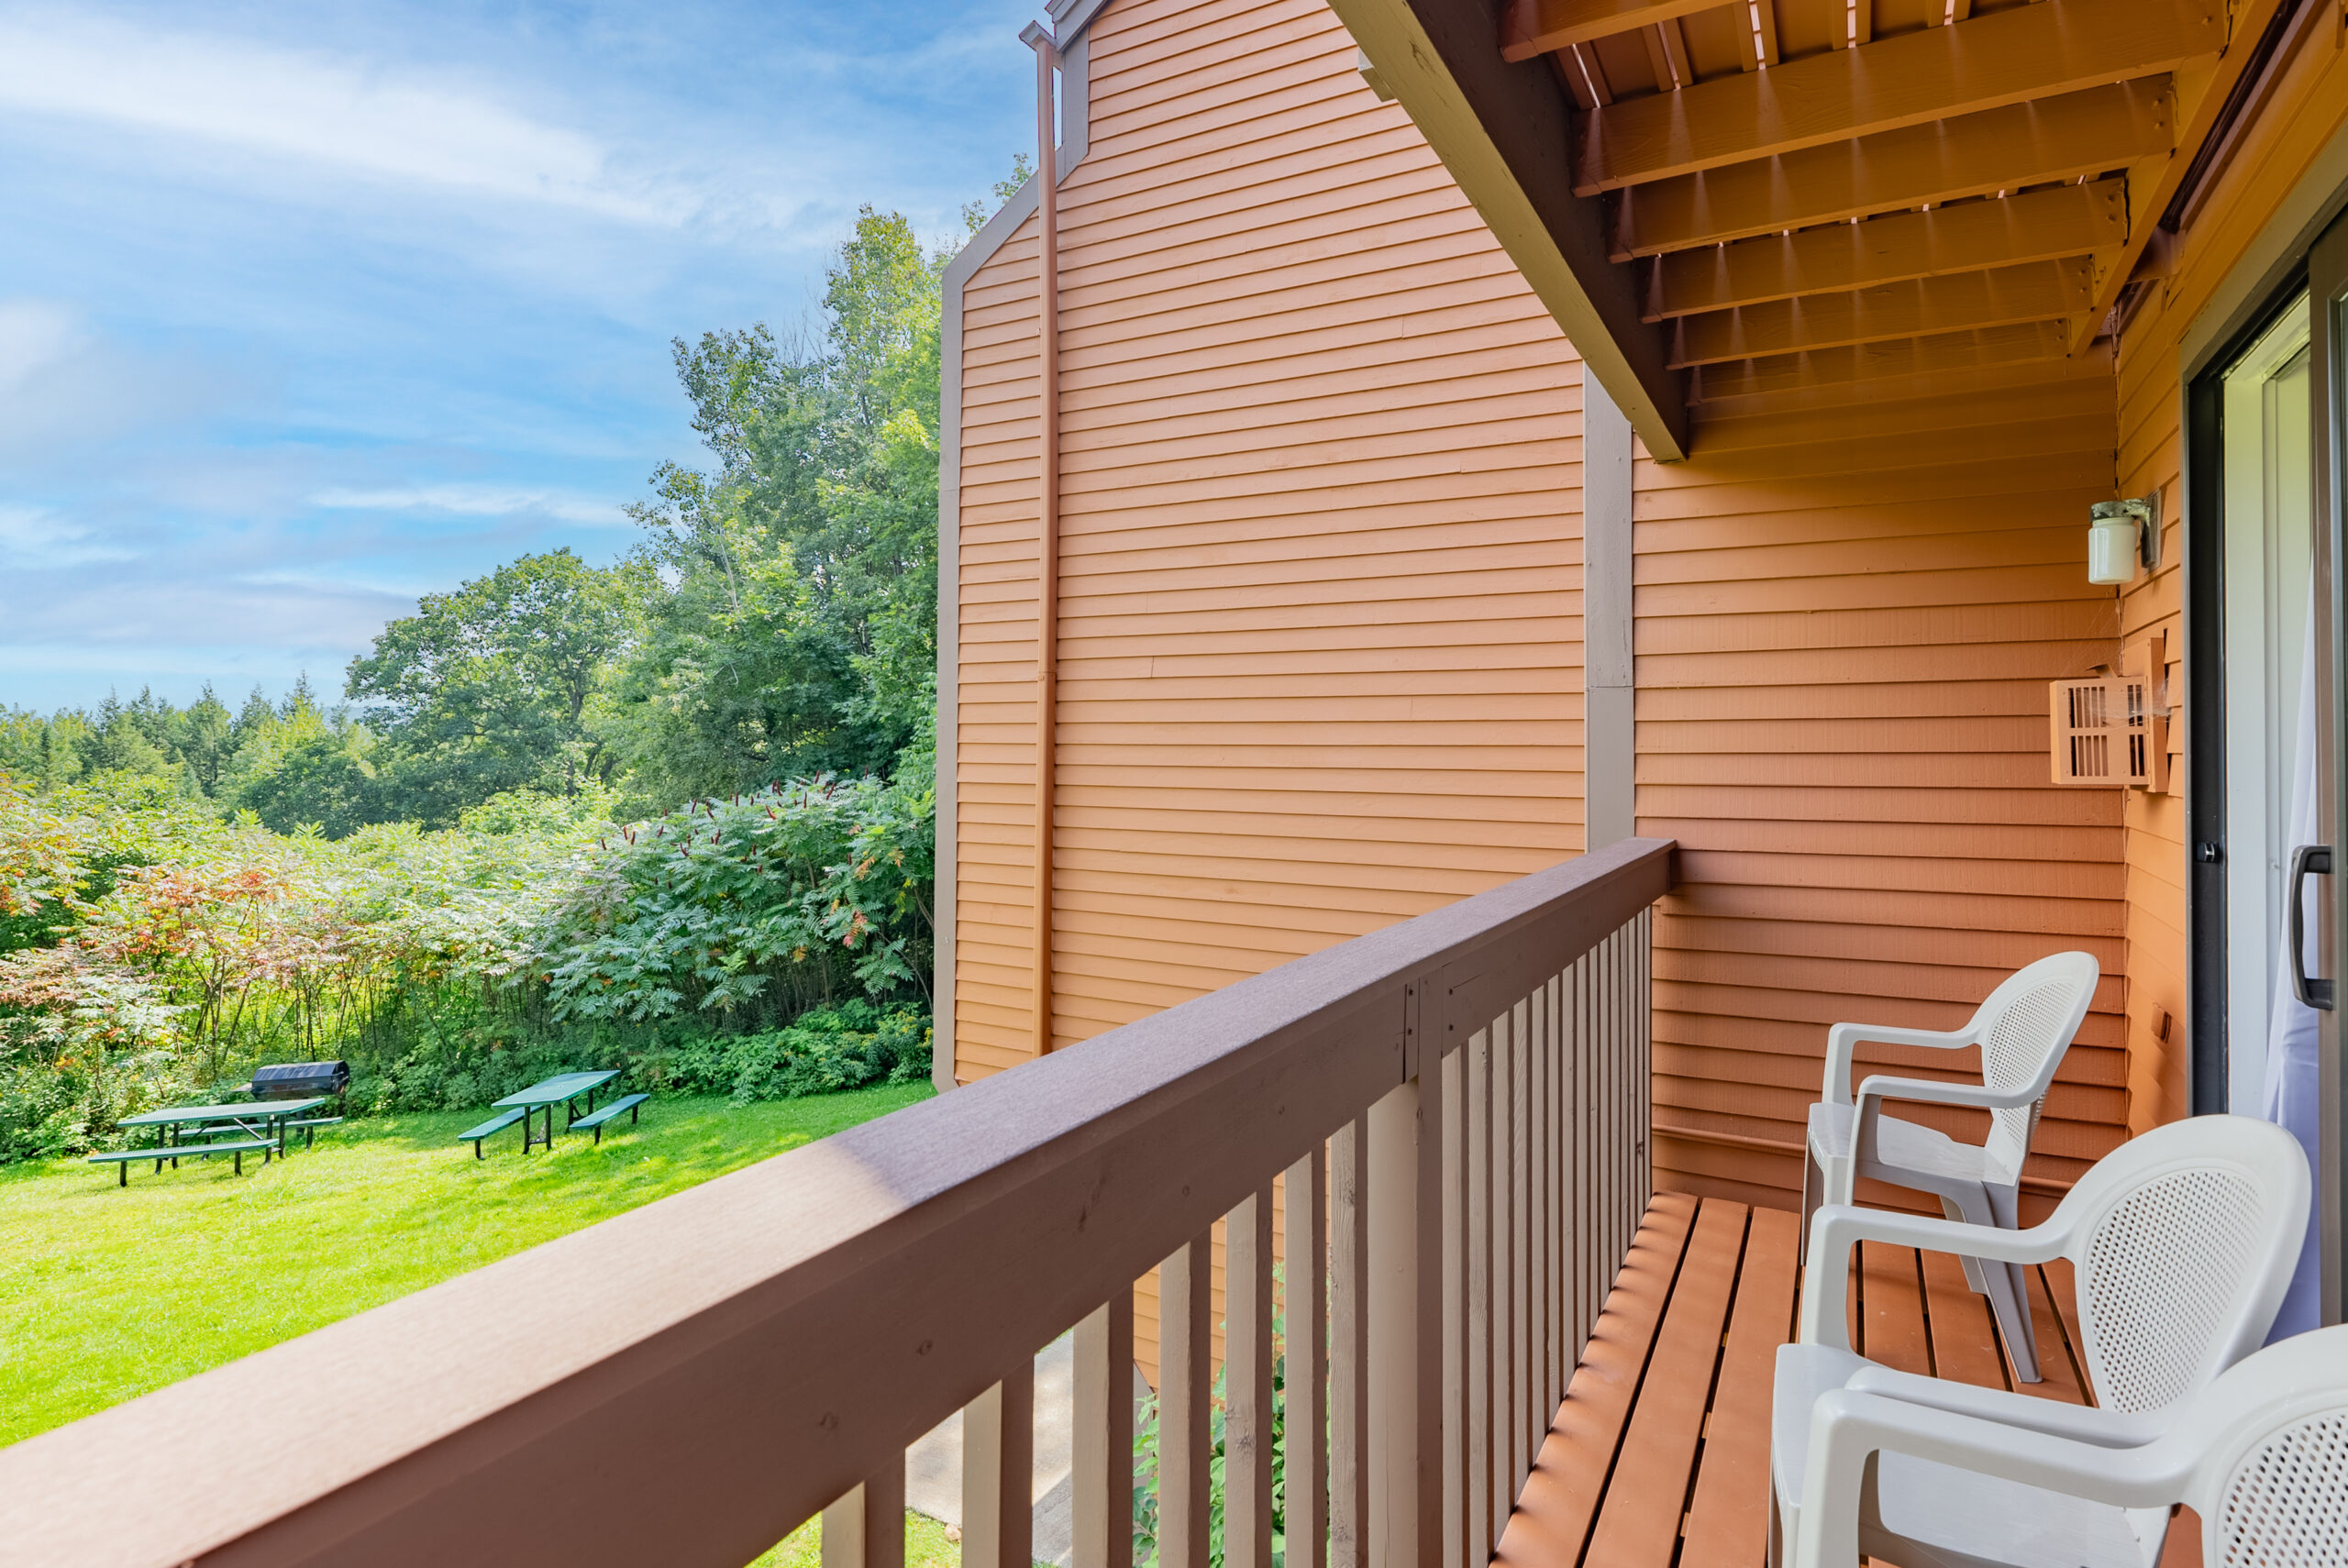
1693, 319, 2074, 401
1578, 0, 2222, 194
1648, 181, 2127, 320
1615, 77, 2176, 257
2066, 0, 2293, 350
1667, 257, 2096, 368
1502, 0, 1731, 61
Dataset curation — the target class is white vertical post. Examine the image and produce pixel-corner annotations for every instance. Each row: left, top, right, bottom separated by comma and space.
964, 1369, 1034, 1568
1073, 1295, 1134, 1568
1584, 375, 1635, 851
823, 1462, 905, 1568
1288, 1146, 1329, 1568
1332, 1121, 1371, 1568
1228, 1189, 1276, 1568
1161, 1234, 1213, 1568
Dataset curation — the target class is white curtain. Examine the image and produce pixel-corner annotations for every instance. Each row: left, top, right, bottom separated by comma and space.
2265, 578, 2324, 1341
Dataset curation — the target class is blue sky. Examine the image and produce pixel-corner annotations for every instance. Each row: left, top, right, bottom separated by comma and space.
0, 0, 1036, 712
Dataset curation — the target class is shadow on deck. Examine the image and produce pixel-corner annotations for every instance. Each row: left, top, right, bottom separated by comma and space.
1494, 1191, 2175, 1568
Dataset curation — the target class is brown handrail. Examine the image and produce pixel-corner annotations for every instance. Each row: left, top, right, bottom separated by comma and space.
0, 837, 1675, 1568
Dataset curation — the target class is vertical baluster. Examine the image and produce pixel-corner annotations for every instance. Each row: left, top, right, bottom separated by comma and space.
1512, 998, 1533, 1490
1287, 1145, 1328, 1568
1367, 1064, 1441, 1568
1585, 944, 1601, 1320
1073, 1294, 1135, 1568
1331, 1121, 1370, 1568
1521, 986, 1540, 1436
1639, 910, 1654, 1205
1463, 1032, 1490, 1568
1229, 1188, 1276, 1568
965, 1366, 1035, 1568
1160, 1233, 1213, 1568
1488, 1013, 1512, 1541
823, 1457, 906, 1568
1440, 1047, 1465, 1568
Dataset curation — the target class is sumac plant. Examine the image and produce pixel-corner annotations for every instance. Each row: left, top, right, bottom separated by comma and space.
528, 772, 933, 1028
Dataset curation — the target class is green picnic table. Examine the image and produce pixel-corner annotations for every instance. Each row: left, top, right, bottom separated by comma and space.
484, 1071, 622, 1154
92, 1098, 329, 1186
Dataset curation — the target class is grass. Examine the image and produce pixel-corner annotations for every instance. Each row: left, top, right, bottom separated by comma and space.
748, 1510, 963, 1568
0, 1083, 933, 1450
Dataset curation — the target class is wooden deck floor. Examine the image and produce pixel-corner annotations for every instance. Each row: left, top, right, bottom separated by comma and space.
1491, 1190, 2182, 1568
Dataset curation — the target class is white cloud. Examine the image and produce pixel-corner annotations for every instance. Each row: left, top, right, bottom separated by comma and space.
308, 484, 630, 526
0, 502, 134, 569
0, 9, 696, 224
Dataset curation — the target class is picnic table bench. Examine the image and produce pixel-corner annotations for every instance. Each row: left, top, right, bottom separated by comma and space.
570, 1094, 648, 1144
88, 1138, 275, 1186
459, 1108, 528, 1159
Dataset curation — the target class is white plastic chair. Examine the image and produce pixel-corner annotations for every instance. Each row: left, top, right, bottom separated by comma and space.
1786, 1322, 2348, 1568
1771, 1113, 2310, 1568
1803, 950, 2099, 1382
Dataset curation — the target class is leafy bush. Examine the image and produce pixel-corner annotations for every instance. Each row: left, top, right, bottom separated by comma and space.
0, 764, 935, 1160
654, 1000, 930, 1102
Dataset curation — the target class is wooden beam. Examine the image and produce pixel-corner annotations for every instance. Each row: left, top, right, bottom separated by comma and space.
1668, 256, 2096, 367
1648, 180, 2126, 318
1578, 0, 2222, 193
1503, 0, 1733, 61
1335, 0, 1691, 458
1615, 77, 2176, 257
2066, 0, 2293, 351
1691, 319, 2074, 401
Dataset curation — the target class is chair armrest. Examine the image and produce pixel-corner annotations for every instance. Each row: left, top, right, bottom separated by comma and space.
1794, 1390, 2195, 1568
1843, 1365, 2169, 1449
1855, 1075, 2042, 1113
1798, 1204, 2063, 1349
1822, 1021, 1979, 1106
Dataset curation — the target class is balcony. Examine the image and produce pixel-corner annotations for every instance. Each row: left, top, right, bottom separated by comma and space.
0, 836, 2118, 1568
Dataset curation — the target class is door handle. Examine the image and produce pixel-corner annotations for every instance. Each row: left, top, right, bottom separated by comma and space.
2292, 845, 2334, 1011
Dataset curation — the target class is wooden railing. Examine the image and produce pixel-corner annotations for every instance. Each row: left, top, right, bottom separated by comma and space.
0, 837, 1673, 1568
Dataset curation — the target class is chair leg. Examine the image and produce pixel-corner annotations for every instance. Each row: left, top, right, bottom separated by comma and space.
1800, 1142, 1823, 1254
1944, 1184, 2039, 1383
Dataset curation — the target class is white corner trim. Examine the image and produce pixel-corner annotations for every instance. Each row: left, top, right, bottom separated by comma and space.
1583, 375, 1634, 851
934, 15, 1098, 1092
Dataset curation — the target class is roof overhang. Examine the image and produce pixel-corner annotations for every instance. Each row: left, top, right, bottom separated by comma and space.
1332, 0, 2299, 448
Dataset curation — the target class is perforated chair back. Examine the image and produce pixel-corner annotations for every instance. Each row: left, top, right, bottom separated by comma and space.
2053, 1116, 2309, 1414
1966, 952, 2099, 1183
2179, 1327, 2348, 1563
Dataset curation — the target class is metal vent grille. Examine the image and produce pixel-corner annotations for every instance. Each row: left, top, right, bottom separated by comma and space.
2049, 631, 2170, 790
2221, 1410, 2348, 1565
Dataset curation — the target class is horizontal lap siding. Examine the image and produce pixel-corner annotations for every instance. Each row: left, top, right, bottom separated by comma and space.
1648, 373, 2127, 1210
953, 0, 1586, 1077
2115, 29, 2348, 1132
952, 0, 1585, 1373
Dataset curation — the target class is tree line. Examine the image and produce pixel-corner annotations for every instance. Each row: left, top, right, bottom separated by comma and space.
5, 202, 961, 835
0, 185, 1024, 1159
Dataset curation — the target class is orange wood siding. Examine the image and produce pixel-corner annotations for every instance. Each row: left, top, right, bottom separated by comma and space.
2115, 24, 2348, 1133
1645, 364, 2131, 1209
951, 0, 1591, 1085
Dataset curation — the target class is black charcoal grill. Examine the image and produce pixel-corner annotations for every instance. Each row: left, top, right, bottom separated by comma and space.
249, 1060, 349, 1103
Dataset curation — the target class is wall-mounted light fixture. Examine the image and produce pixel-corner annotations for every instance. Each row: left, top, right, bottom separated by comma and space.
2088, 492, 2162, 585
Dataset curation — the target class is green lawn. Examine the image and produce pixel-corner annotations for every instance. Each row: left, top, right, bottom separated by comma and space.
0, 1083, 933, 1451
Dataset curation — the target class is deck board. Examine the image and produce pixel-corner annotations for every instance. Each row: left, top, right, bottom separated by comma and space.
1857, 1241, 1932, 1376
1679, 1206, 1800, 1567
1583, 1199, 1748, 1566
1492, 1193, 1696, 1568
1493, 1190, 2130, 1568
1916, 1245, 2010, 1390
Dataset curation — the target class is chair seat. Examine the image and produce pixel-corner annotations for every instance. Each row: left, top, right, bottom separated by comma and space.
1808, 1099, 1999, 1195
1772, 1344, 2167, 1568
